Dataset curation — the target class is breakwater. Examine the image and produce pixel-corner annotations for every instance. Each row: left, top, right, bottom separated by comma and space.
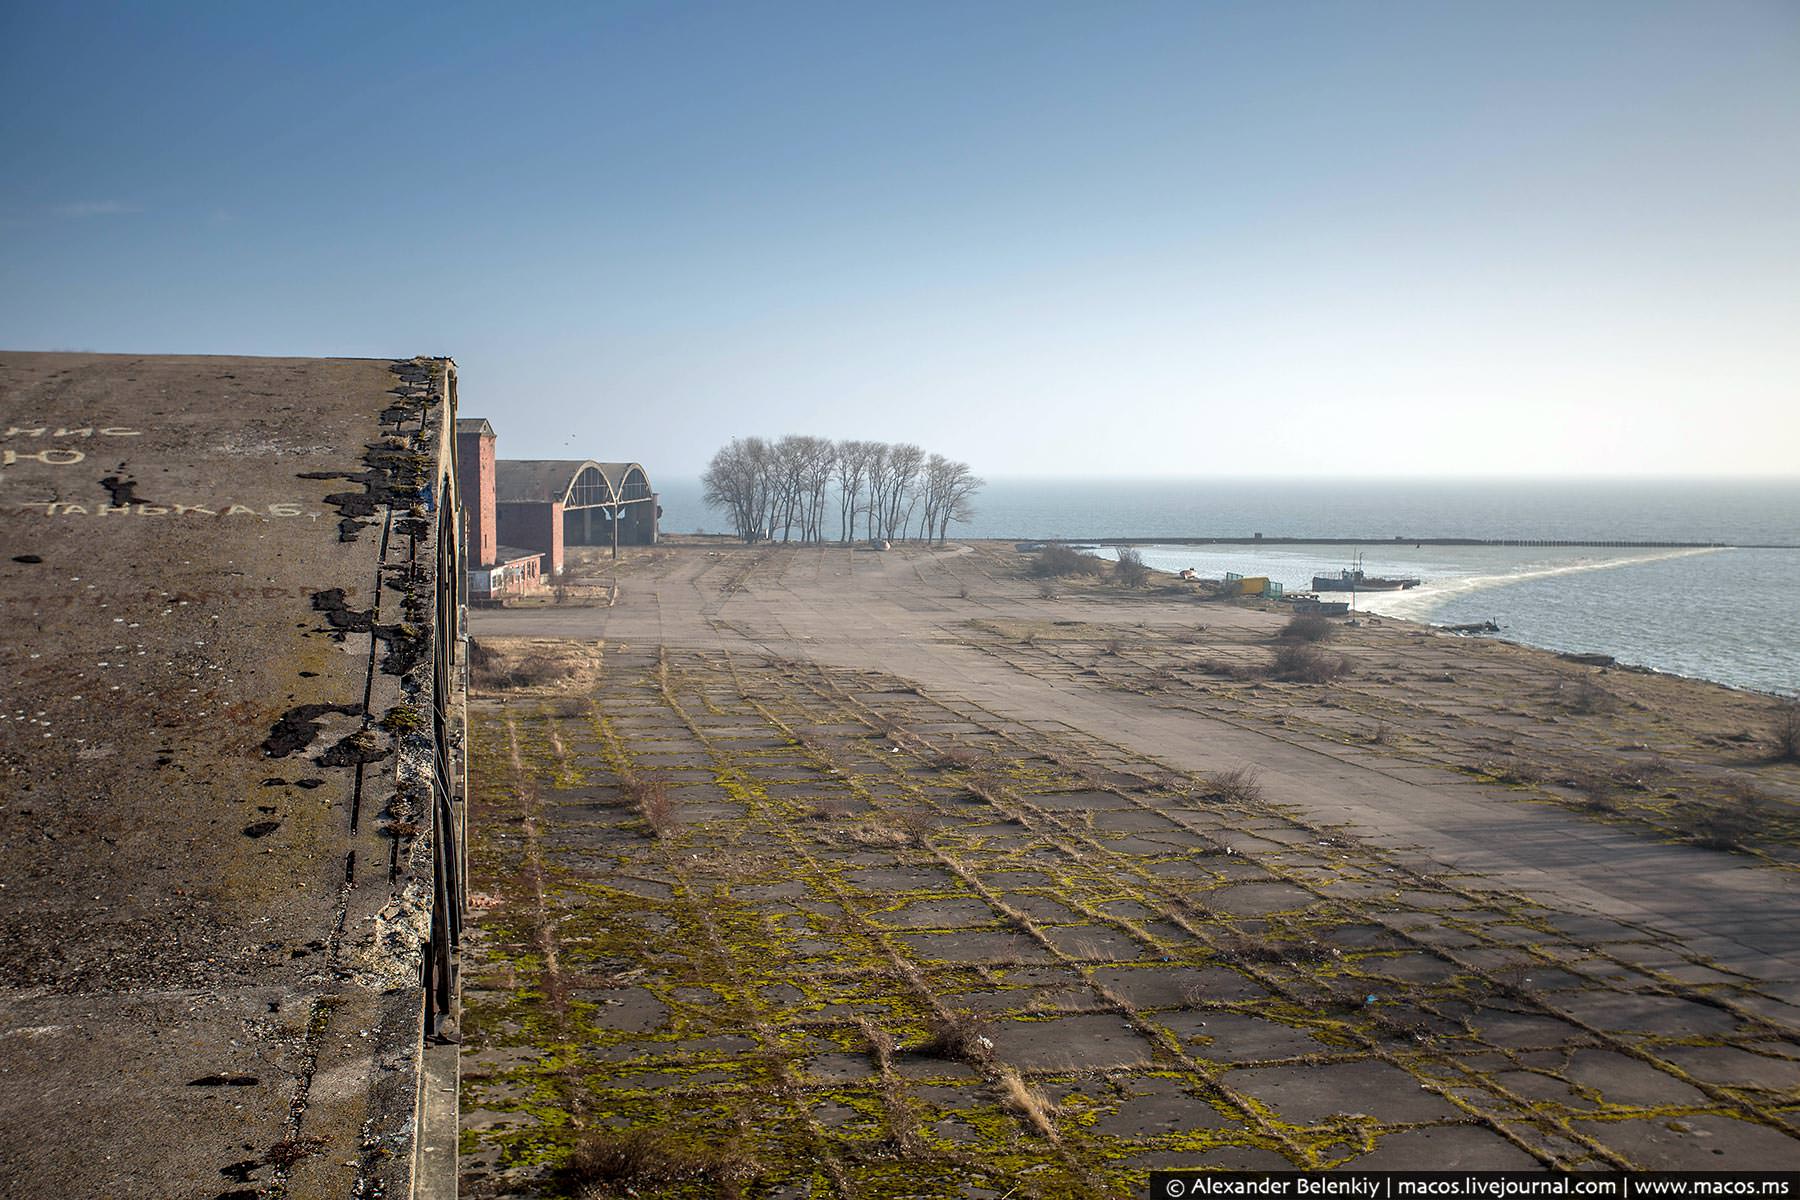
1045, 536, 1800, 549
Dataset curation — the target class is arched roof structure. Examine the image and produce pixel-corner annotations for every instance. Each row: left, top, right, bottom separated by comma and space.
494, 460, 653, 508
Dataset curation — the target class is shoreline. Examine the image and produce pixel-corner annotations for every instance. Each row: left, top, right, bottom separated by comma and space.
656, 535, 1797, 700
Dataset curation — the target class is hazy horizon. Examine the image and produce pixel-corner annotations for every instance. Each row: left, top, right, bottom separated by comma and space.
4, 1, 1795, 479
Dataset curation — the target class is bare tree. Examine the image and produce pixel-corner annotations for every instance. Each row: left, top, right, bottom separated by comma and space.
703, 434, 978, 547
798, 436, 836, 543
701, 437, 763, 542
833, 440, 873, 544
863, 442, 889, 542
923, 456, 983, 546
881, 443, 925, 541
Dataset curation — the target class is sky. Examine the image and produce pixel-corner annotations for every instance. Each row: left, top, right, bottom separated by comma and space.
2, 1, 1796, 478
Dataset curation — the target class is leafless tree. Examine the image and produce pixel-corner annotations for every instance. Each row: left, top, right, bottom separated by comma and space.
701, 436, 767, 541
863, 442, 889, 543
879, 443, 925, 541
833, 440, 874, 544
703, 435, 979, 546
921, 455, 984, 546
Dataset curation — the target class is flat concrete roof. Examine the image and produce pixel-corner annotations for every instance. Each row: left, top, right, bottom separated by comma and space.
0, 351, 458, 1198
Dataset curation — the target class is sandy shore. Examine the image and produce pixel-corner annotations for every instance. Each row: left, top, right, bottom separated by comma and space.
458, 540, 1800, 1193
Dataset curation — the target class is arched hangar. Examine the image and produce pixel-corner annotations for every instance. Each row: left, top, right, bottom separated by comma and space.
492, 459, 659, 575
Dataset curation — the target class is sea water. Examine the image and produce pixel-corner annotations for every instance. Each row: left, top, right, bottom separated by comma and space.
656, 477, 1799, 696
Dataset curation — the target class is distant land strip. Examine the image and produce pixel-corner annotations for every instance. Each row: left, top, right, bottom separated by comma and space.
1033, 536, 1800, 550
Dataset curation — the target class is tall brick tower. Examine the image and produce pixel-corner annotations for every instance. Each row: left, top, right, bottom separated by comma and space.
455, 418, 496, 567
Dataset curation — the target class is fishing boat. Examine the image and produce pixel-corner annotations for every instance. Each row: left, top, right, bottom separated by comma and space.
1311, 553, 1420, 592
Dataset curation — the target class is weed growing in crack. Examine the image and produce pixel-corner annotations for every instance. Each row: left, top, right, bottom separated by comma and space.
623, 775, 676, 838
994, 1065, 1059, 1139
917, 1011, 994, 1063
1206, 765, 1264, 806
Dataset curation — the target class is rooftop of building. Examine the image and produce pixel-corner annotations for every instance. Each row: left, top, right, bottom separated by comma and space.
494, 457, 653, 506
0, 350, 461, 1197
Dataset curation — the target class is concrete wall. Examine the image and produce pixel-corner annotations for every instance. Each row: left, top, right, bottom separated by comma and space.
496, 501, 564, 576
456, 428, 497, 567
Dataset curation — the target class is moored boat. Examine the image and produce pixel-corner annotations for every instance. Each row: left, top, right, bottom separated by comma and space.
1311, 554, 1420, 592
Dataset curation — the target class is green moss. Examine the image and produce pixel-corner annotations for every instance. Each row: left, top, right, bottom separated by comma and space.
378, 704, 424, 734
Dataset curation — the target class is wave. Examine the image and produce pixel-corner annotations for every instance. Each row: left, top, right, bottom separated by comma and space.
1356, 546, 1728, 621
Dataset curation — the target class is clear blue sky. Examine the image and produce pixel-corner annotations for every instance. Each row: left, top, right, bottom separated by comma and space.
3, 1, 1795, 477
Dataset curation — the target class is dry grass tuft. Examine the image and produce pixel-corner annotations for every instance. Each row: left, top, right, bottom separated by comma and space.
994, 1066, 1059, 1139
933, 744, 986, 771
470, 640, 578, 691
844, 821, 910, 848
854, 1016, 896, 1068
1478, 758, 1541, 786
1205, 931, 1335, 967
562, 1127, 754, 1197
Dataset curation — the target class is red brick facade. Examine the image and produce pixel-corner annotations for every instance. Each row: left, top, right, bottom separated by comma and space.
455, 422, 497, 568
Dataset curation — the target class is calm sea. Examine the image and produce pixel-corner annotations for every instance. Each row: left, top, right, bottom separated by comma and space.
657, 477, 1800, 696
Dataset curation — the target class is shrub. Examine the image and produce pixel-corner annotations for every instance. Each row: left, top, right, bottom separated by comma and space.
623, 775, 675, 838
1556, 676, 1612, 714
1564, 772, 1616, 813
1685, 784, 1772, 852
1029, 545, 1105, 578
1206, 765, 1264, 805
918, 1011, 993, 1062
1277, 615, 1332, 643
1113, 547, 1149, 588
1269, 645, 1350, 683
1772, 702, 1800, 763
